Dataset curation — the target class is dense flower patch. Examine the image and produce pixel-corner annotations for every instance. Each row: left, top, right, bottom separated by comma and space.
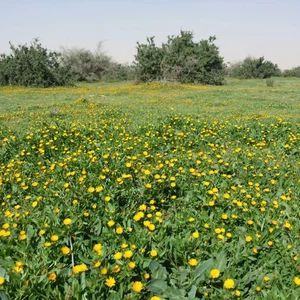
0, 102, 299, 299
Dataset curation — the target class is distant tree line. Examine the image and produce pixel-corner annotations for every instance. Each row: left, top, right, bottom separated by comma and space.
0, 35, 299, 87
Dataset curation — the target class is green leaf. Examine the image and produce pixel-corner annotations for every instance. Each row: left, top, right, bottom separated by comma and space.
0, 291, 9, 300
0, 267, 6, 277
215, 251, 227, 272
188, 285, 197, 299
192, 258, 213, 284
146, 279, 168, 294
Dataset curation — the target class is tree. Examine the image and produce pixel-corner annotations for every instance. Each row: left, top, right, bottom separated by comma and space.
161, 32, 225, 84
134, 37, 164, 82
0, 39, 71, 87
227, 56, 280, 79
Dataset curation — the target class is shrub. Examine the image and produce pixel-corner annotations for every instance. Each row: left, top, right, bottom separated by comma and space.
134, 31, 225, 85
283, 66, 300, 77
227, 56, 280, 79
266, 78, 275, 87
0, 39, 72, 87
134, 37, 164, 82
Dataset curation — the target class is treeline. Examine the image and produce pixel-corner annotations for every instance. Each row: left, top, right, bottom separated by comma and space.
0, 33, 299, 87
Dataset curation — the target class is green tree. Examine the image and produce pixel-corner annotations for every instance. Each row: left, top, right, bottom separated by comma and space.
0, 39, 71, 87
134, 31, 225, 85
227, 56, 280, 79
134, 37, 164, 82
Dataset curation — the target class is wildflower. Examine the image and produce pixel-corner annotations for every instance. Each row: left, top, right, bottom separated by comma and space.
114, 252, 122, 260
73, 264, 87, 274
294, 277, 300, 286
235, 290, 241, 297
192, 231, 199, 238
48, 273, 56, 281
0, 277, 5, 285
210, 269, 220, 279
116, 227, 123, 234
124, 250, 133, 259
224, 279, 235, 289
50, 235, 59, 242
189, 259, 198, 266
132, 281, 143, 292
93, 243, 102, 255
107, 220, 115, 227
151, 297, 161, 300
245, 236, 252, 243
150, 249, 158, 257
105, 276, 116, 288
61, 246, 70, 255
63, 218, 72, 225
128, 261, 136, 269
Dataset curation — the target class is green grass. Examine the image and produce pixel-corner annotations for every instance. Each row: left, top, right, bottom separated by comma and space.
0, 77, 300, 299
0, 77, 299, 132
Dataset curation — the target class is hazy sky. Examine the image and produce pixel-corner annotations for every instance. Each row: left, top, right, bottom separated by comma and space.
1, 0, 299, 69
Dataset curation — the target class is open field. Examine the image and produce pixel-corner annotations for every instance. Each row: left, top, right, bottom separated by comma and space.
0, 78, 300, 299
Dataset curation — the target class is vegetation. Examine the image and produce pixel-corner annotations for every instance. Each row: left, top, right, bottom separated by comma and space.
135, 31, 225, 85
0, 39, 71, 87
227, 57, 280, 79
283, 66, 300, 77
61, 43, 135, 82
0, 78, 300, 299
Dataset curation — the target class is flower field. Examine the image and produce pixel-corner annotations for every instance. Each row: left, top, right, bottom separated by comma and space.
0, 80, 300, 299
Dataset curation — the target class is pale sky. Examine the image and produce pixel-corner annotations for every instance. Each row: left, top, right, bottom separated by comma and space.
1, 0, 299, 70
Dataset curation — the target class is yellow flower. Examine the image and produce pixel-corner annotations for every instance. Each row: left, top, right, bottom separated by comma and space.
210, 269, 220, 279
73, 264, 87, 274
63, 218, 72, 225
48, 273, 56, 281
192, 231, 199, 238
245, 236, 252, 243
88, 187, 95, 193
294, 277, 300, 286
132, 281, 143, 292
224, 279, 235, 289
128, 261, 136, 269
150, 249, 158, 257
116, 227, 123, 234
93, 243, 102, 255
105, 276, 116, 288
61, 246, 71, 255
114, 252, 123, 260
107, 220, 115, 227
151, 297, 161, 300
189, 259, 198, 266
124, 250, 133, 259
101, 268, 108, 275
94, 261, 101, 268
50, 235, 59, 242
0, 277, 5, 285
235, 290, 241, 297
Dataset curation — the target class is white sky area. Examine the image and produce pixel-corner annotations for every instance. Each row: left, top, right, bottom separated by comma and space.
0, 0, 299, 69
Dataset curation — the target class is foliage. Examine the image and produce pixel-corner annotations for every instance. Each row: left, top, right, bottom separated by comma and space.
134, 31, 225, 85
0, 80, 300, 298
227, 57, 280, 79
0, 39, 72, 87
61, 43, 134, 82
134, 37, 164, 82
265, 78, 275, 87
283, 66, 300, 77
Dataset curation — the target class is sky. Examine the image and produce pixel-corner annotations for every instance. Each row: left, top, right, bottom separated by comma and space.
0, 0, 299, 70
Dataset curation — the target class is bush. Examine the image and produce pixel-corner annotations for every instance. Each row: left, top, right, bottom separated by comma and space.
283, 66, 300, 77
134, 37, 164, 82
0, 39, 72, 87
227, 56, 280, 79
134, 31, 225, 85
61, 43, 135, 82
266, 78, 275, 87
